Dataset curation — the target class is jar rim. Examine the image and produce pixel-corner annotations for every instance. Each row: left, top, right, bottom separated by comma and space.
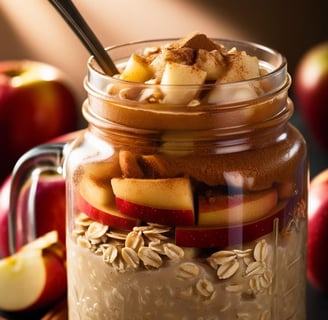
83, 38, 291, 131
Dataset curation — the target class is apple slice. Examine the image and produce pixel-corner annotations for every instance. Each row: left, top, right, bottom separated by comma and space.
160, 62, 207, 104
77, 193, 138, 230
78, 159, 121, 209
176, 200, 289, 248
111, 177, 195, 226
198, 188, 278, 226
0, 231, 67, 312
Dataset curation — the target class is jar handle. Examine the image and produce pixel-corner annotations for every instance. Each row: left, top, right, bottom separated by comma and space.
8, 143, 66, 255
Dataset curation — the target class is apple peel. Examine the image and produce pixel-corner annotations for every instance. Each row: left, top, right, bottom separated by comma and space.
115, 197, 195, 226
198, 188, 278, 227
176, 201, 290, 248
112, 177, 195, 226
77, 193, 139, 230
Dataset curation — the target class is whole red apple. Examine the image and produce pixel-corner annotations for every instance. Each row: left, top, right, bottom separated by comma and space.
0, 60, 79, 183
294, 42, 328, 150
307, 168, 328, 292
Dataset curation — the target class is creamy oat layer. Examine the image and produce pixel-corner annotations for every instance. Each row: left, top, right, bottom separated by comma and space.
68, 212, 306, 320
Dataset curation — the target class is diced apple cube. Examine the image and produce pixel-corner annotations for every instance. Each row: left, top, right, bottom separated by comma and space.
207, 83, 259, 104
219, 52, 260, 83
150, 47, 194, 79
120, 53, 154, 82
207, 51, 262, 104
160, 62, 207, 104
195, 49, 225, 81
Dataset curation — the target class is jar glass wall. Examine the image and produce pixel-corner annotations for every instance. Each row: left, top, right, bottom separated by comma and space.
65, 39, 308, 320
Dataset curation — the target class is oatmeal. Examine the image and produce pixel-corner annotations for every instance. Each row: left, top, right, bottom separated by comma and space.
67, 214, 306, 319
65, 33, 308, 319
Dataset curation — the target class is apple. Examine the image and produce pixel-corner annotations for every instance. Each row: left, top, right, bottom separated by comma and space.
160, 62, 207, 104
198, 188, 278, 226
77, 157, 122, 209
0, 131, 81, 257
307, 168, 328, 292
76, 159, 139, 229
294, 42, 328, 150
0, 174, 66, 258
120, 53, 154, 82
195, 49, 225, 81
77, 193, 139, 230
176, 200, 290, 248
207, 51, 260, 104
111, 177, 195, 226
0, 60, 79, 183
219, 51, 260, 83
0, 231, 67, 313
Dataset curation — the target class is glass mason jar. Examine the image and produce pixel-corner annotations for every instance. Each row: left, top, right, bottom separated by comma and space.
10, 39, 308, 320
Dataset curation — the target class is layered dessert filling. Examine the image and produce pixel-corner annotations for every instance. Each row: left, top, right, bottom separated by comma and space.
114, 31, 265, 103
67, 33, 307, 320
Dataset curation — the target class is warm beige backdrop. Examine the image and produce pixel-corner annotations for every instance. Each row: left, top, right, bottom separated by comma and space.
1, 0, 327, 106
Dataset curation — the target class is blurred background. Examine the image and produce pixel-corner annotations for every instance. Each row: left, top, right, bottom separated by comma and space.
0, 0, 327, 172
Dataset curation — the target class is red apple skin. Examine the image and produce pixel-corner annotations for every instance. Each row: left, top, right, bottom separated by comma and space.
307, 169, 328, 292
115, 197, 195, 226
26, 247, 67, 312
77, 194, 139, 230
0, 60, 79, 183
176, 201, 290, 248
294, 42, 328, 150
